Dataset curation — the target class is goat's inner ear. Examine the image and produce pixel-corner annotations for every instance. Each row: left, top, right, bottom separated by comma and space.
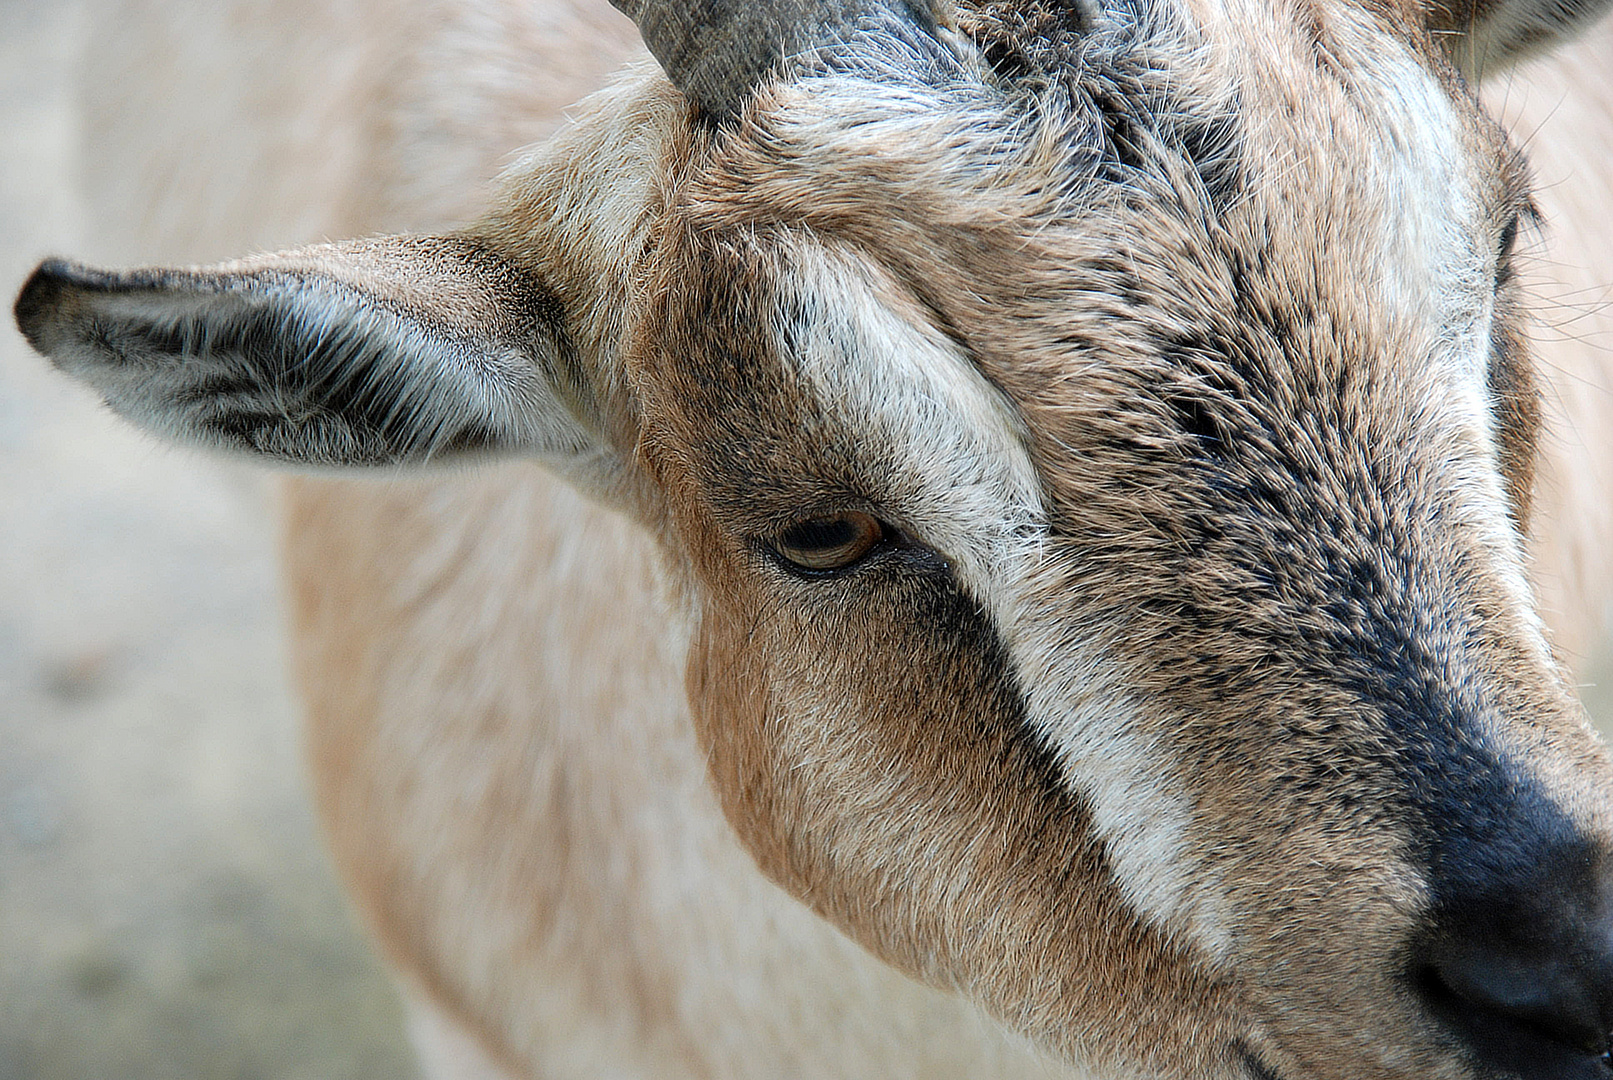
13, 236, 611, 474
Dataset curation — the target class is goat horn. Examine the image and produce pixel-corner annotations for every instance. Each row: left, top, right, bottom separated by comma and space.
609, 0, 953, 120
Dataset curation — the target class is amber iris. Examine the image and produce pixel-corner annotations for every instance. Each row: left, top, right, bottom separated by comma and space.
773, 512, 884, 572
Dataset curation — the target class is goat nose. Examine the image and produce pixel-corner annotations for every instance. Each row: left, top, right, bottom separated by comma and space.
1429, 931, 1613, 1053
1418, 869, 1613, 1074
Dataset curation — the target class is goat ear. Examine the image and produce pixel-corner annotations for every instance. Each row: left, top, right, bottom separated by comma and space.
1429, 0, 1612, 77
14, 236, 615, 474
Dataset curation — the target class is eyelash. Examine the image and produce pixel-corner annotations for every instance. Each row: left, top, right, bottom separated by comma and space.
1495, 210, 1525, 290
1499, 214, 1520, 263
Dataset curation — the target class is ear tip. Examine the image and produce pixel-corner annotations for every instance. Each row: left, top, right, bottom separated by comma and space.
13, 259, 80, 352
14, 259, 145, 355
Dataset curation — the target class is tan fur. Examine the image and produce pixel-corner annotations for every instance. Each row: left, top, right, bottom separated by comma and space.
44, 1, 1613, 1078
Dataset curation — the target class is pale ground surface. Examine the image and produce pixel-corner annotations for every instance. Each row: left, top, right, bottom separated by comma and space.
0, 3, 419, 1077
2, 4, 1612, 1080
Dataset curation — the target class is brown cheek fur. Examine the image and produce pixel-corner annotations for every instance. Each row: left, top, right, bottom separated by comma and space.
681, 520, 1243, 1072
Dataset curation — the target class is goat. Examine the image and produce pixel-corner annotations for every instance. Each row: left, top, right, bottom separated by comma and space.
15, 0, 1613, 1076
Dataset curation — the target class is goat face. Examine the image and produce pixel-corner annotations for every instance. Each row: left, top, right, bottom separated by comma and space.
15, 0, 1613, 1077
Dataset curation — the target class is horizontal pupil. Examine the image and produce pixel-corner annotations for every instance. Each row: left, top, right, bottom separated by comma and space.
782, 518, 860, 551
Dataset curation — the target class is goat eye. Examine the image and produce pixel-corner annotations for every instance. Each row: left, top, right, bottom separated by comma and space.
773, 512, 885, 573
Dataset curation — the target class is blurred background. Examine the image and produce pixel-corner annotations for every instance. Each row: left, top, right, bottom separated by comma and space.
1, 3, 1610, 1079
0, 2, 419, 1076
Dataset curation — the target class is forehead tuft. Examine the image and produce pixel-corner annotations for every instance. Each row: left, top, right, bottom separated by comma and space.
687, 0, 1511, 284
